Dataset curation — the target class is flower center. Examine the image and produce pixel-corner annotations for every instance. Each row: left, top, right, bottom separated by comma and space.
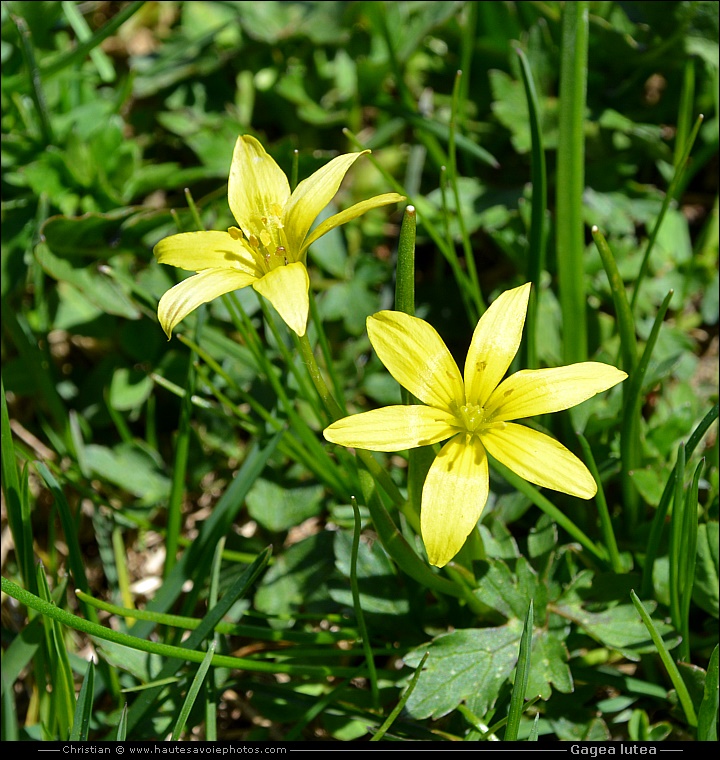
458, 403, 485, 433
455, 403, 506, 437
229, 216, 290, 274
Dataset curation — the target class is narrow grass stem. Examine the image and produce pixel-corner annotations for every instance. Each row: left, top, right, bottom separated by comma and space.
577, 434, 624, 573
630, 590, 697, 728
630, 114, 704, 313
515, 45, 548, 370
556, 1, 589, 363
350, 497, 380, 709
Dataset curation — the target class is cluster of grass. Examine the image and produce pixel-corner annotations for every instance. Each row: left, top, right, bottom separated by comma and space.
2, 0, 718, 743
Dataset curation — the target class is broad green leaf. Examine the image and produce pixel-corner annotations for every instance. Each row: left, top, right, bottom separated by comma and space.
109, 368, 154, 412
36, 244, 141, 320
693, 522, 719, 618
254, 533, 335, 624
526, 629, 573, 701
472, 557, 539, 620
246, 478, 324, 533
83, 443, 170, 505
93, 639, 167, 683
403, 619, 523, 719
554, 601, 680, 661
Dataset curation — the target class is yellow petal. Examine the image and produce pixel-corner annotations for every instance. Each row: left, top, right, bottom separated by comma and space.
367, 311, 464, 412
484, 363, 628, 422
421, 434, 489, 568
323, 405, 457, 451
284, 151, 368, 252
228, 135, 291, 234
464, 283, 531, 407
252, 262, 309, 337
302, 193, 406, 255
158, 268, 257, 338
481, 422, 596, 499
154, 231, 258, 275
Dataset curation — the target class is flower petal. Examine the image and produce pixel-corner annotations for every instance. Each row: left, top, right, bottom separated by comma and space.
154, 231, 258, 274
323, 405, 457, 451
481, 422, 596, 499
421, 434, 489, 567
367, 311, 465, 412
158, 268, 257, 338
284, 151, 368, 252
464, 282, 531, 407
302, 193, 406, 255
228, 135, 291, 235
252, 261, 309, 337
484, 363, 628, 422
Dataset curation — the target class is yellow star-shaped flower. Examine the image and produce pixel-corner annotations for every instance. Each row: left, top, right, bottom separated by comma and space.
154, 135, 405, 337
323, 283, 627, 567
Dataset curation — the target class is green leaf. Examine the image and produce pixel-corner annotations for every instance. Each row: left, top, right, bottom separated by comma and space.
555, 601, 680, 661
35, 244, 141, 320
403, 620, 523, 719
693, 522, 719, 618
246, 478, 323, 533
69, 660, 95, 741
698, 645, 719, 742
109, 368, 155, 412
254, 533, 335, 623
526, 629, 573, 701
83, 442, 170, 505
472, 557, 539, 620
330, 530, 410, 618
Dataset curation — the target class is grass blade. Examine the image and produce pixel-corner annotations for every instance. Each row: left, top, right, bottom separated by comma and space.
350, 497, 379, 710
371, 652, 430, 741
641, 402, 718, 596
675, 459, 703, 662
515, 45, 548, 370
555, 1, 589, 363
592, 226, 638, 373
577, 433, 623, 573
69, 659, 95, 741
630, 590, 697, 728
697, 644, 719, 741
170, 641, 217, 741
505, 600, 534, 741
620, 289, 674, 529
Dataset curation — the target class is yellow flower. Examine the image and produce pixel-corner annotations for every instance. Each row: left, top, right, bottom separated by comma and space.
154, 135, 405, 337
323, 283, 627, 567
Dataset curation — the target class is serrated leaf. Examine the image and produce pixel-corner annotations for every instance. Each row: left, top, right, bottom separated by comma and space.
473, 557, 539, 620
526, 630, 573, 700
554, 601, 680, 661
403, 619, 523, 719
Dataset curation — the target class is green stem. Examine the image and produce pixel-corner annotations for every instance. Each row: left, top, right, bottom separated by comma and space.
515, 45, 548, 370
1, 576, 365, 680
592, 226, 638, 374
630, 590, 697, 728
630, 115, 704, 313
577, 434, 624, 573
556, 1, 589, 363
350, 498, 380, 709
